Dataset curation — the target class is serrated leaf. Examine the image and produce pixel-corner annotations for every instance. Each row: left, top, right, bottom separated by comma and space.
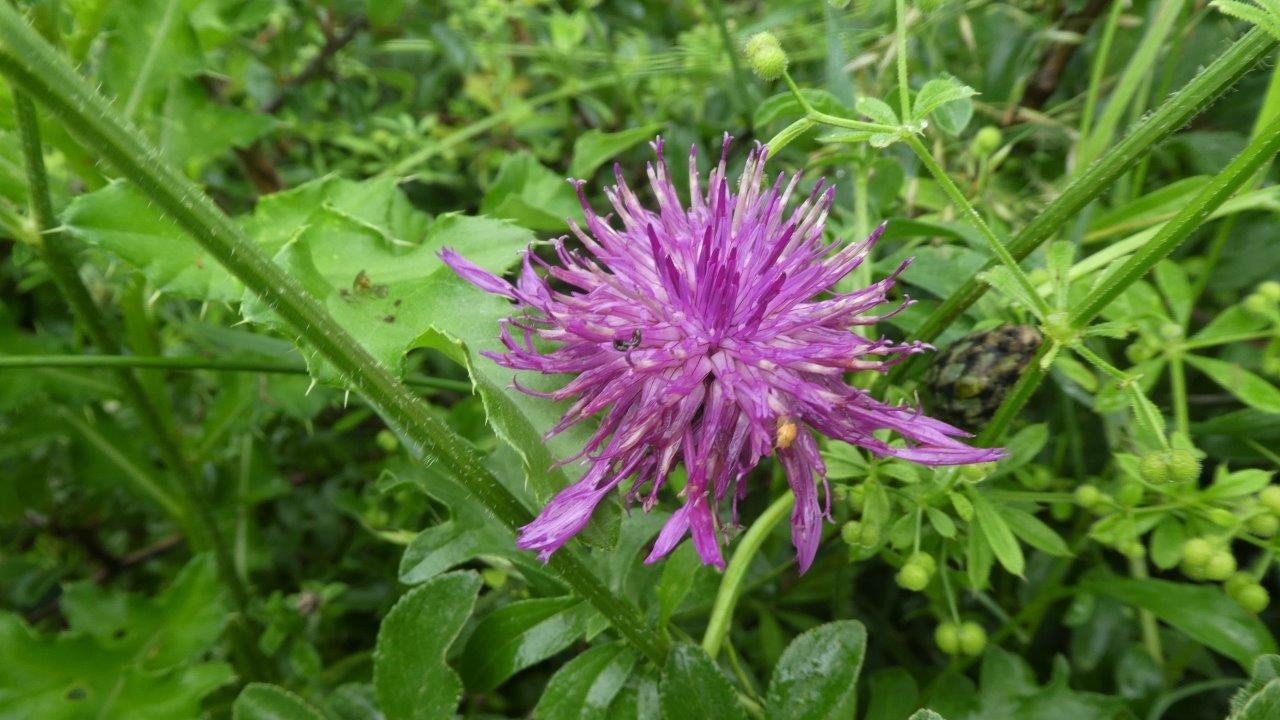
912, 76, 978, 120
1081, 574, 1278, 670
456, 597, 594, 693
480, 152, 582, 231
570, 125, 662, 179
373, 571, 482, 720
1235, 680, 1280, 720
765, 621, 867, 720
659, 644, 745, 720
233, 684, 327, 720
533, 643, 638, 720
1186, 355, 1280, 412
971, 492, 1025, 576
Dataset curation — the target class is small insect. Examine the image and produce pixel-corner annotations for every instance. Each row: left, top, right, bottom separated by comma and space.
924, 324, 1042, 431
611, 329, 642, 351
775, 416, 798, 449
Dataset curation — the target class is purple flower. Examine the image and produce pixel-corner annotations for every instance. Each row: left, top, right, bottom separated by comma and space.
442, 136, 1002, 573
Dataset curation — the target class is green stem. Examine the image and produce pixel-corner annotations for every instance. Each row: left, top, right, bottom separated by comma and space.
57, 407, 185, 519
1128, 554, 1165, 665
0, 6, 667, 666
708, 0, 751, 123
894, 0, 911, 120
1074, 344, 1170, 449
808, 109, 898, 134
0, 353, 472, 392
702, 491, 795, 659
1169, 354, 1190, 438
902, 133, 1050, 318
887, 28, 1277, 386
1079, 0, 1125, 140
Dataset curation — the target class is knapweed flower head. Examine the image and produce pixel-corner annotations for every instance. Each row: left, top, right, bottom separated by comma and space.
442, 136, 1002, 573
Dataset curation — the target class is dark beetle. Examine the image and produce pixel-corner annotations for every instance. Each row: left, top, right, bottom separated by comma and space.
924, 324, 1042, 431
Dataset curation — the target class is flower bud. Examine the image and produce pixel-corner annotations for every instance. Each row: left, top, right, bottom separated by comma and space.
744, 32, 788, 81
1203, 550, 1237, 581
1180, 537, 1213, 567
841, 520, 862, 546
935, 622, 960, 655
1236, 584, 1270, 614
896, 563, 931, 591
1225, 571, 1254, 597
958, 622, 987, 656
1260, 486, 1280, 515
1116, 482, 1144, 508
1248, 512, 1280, 538
1159, 323, 1184, 341
1074, 484, 1101, 508
970, 126, 1002, 156
1125, 342, 1157, 363
1244, 292, 1272, 318
907, 551, 937, 576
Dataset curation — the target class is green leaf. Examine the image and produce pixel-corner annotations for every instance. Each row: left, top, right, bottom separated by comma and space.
659, 643, 746, 720
1149, 518, 1185, 570
1204, 468, 1275, 500
1234, 680, 1280, 720
978, 266, 1043, 318
1185, 355, 1280, 412
856, 96, 900, 126
1189, 306, 1269, 346
656, 544, 704, 628
0, 555, 233, 719
1081, 574, 1278, 670
62, 181, 243, 301
1154, 260, 1193, 325
570, 125, 662, 179
100, 0, 204, 116
456, 596, 594, 693
1231, 656, 1280, 716
160, 79, 276, 174
912, 76, 977, 120
1001, 507, 1070, 557
533, 643, 638, 720
971, 492, 1025, 576
373, 571, 482, 720
480, 152, 582, 231
763, 620, 866, 720
232, 684, 326, 720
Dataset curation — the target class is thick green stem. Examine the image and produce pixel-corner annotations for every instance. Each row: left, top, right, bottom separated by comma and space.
887, 28, 1276, 386
0, 6, 666, 666
902, 133, 1050, 318
894, 0, 911, 120
702, 491, 795, 659
0, 353, 472, 392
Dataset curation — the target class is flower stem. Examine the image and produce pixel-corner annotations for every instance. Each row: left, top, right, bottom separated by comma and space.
901, 133, 1051, 318
702, 490, 795, 659
887, 28, 1277, 385
0, 5, 667, 667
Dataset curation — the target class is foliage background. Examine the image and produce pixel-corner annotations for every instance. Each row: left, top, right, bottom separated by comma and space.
2, 0, 1280, 718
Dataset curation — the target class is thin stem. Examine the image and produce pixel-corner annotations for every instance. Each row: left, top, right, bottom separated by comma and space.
1128, 554, 1165, 666
702, 491, 795, 659
708, 0, 751, 123
0, 6, 667, 666
0, 354, 472, 392
902, 133, 1051, 318
894, 0, 911, 120
808, 109, 898, 134
1169, 354, 1190, 438
1079, 0, 1125, 140
886, 28, 1277, 387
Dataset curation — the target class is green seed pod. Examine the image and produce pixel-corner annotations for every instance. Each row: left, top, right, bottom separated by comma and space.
934, 622, 960, 655
1116, 482, 1144, 508
1225, 571, 1255, 597
1138, 452, 1170, 484
896, 563, 931, 591
1074, 484, 1101, 508
1125, 341, 1157, 363
1236, 584, 1271, 614
1244, 292, 1272, 318
1180, 537, 1213, 567
1166, 450, 1201, 484
906, 551, 937, 576
1203, 550, 1237, 581
970, 126, 1002, 156
1260, 486, 1280, 515
1259, 280, 1280, 301
1050, 501, 1073, 521
1247, 512, 1280, 538
958, 622, 987, 656
841, 520, 862, 546
847, 484, 867, 513
744, 32, 788, 81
